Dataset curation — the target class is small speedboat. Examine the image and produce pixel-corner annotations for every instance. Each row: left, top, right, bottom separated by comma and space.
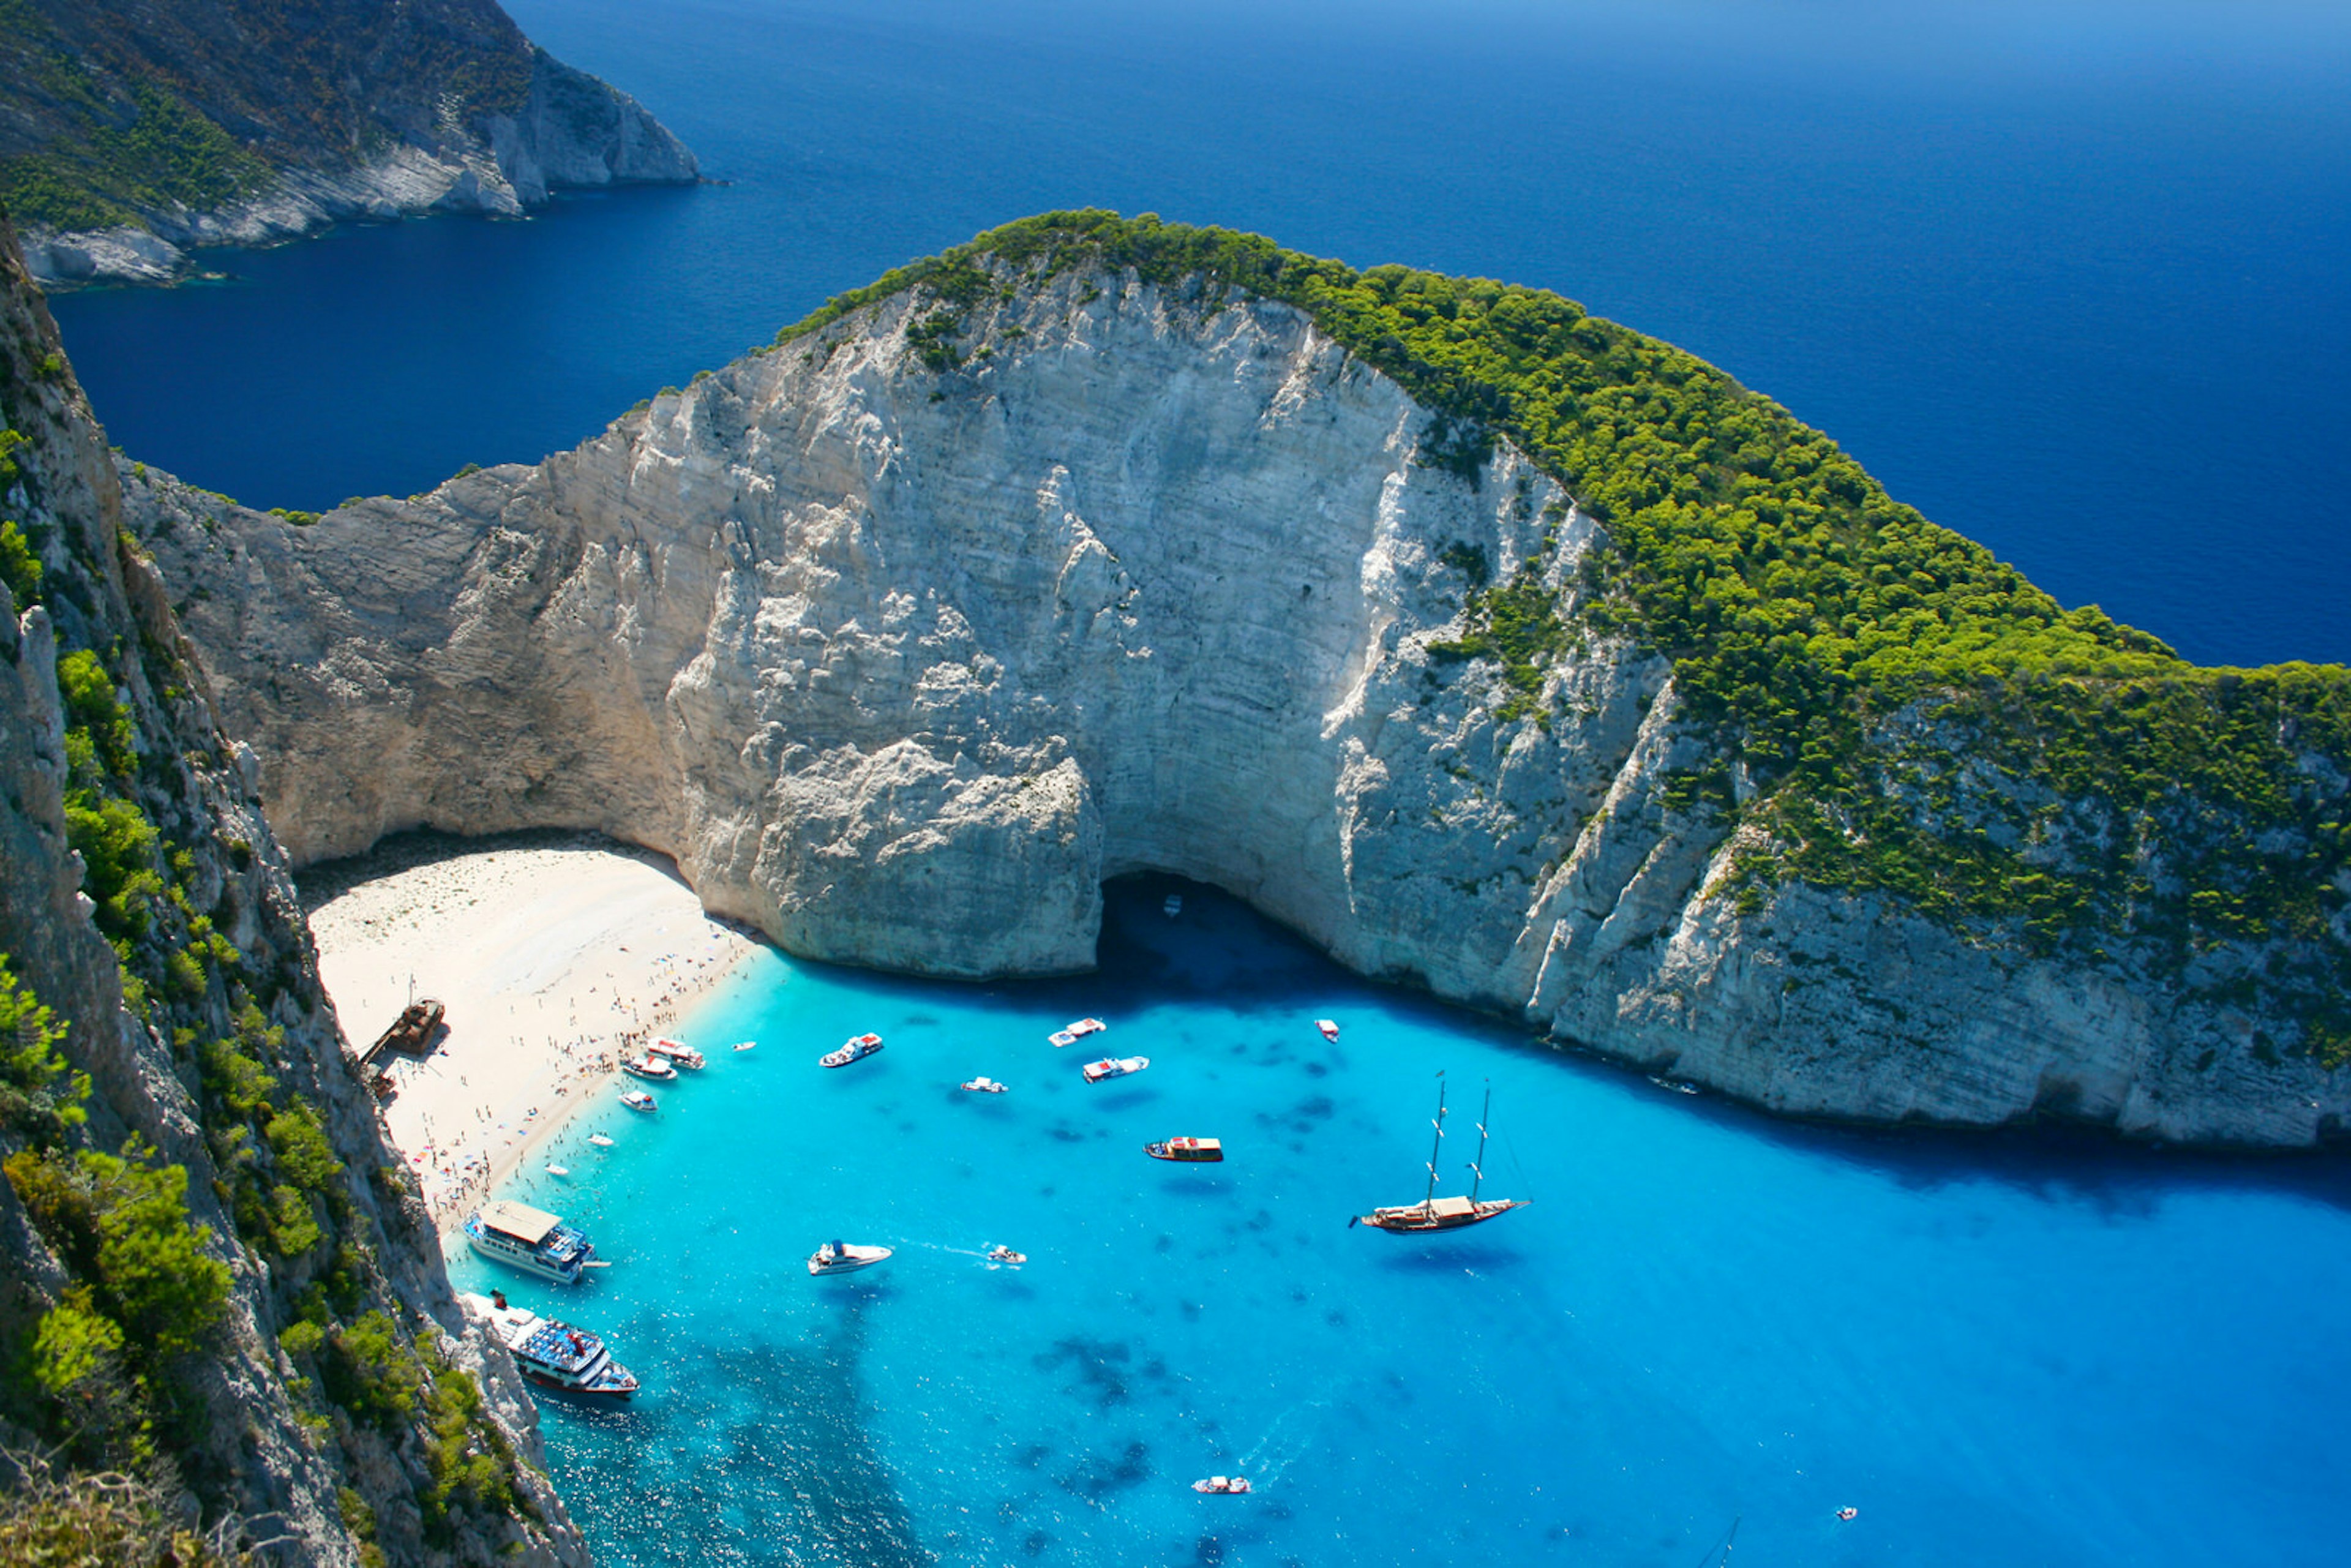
620, 1053, 678, 1082
1316, 1018, 1340, 1042
985, 1245, 1026, 1266
820, 1032, 884, 1069
588, 1132, 615, 1147
961, 1076, 1010, 1093
732, 1040, 757, 1052
545, 1163, 572, 1178
807, 1240, 892, 1276
1191, 1476, 1251, 1495
1082, 1055, 1150, 1083
618, 1089, 656, 1112
648, 1037, 706, 1070
1145, 1136, 1223, 1163
1164, 894, 1183, 918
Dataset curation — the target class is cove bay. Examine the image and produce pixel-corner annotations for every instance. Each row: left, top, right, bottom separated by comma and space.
6, 3, 2348, 1566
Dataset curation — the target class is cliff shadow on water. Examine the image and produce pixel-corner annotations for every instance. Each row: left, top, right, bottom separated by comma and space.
1092, 874, 2351, 1218
121, 214, 2351, 1150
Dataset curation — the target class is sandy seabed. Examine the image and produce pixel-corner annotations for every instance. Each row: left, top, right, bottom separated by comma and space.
302, 836, 759, 1232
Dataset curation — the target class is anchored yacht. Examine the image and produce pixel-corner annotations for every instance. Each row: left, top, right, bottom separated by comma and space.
1352, 1080, 1529, 1234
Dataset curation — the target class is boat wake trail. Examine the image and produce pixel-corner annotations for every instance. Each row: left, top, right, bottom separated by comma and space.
1237, 1386, 1337, 1487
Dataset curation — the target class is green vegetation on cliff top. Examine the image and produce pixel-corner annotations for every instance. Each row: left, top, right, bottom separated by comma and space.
782, 210, 2350, 1037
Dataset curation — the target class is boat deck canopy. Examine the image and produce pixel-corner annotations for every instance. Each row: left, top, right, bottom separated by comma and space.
1428, 1196, 1476, 1217
481, 1200, 563, 1244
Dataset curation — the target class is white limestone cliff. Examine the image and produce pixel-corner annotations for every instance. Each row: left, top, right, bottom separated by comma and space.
124, 260, 2351, 1147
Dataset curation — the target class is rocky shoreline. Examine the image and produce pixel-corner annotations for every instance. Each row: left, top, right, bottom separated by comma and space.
13, 36, 696, 289
121, 246, 2351, 1149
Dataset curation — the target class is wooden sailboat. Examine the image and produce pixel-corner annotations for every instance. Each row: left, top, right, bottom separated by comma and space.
1351, 1078, 1528, 1233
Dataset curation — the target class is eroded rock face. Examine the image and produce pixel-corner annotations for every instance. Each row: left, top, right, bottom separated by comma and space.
0, 217, 585, 1565
126, 262, 2351, 1146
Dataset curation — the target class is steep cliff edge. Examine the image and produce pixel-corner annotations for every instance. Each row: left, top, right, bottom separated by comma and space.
0, 219, 583, 1562
124, 212, 2351, 1147
0, 0, 697, 287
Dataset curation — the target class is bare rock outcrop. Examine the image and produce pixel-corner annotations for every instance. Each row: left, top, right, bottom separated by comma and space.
125, 258, 2351, 1147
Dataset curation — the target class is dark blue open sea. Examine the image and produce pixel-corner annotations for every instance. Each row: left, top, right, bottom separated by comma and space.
45, 0, 2351, 667
39, 3, 2351, 1561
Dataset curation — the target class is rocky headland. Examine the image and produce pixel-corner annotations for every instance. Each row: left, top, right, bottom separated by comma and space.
123, 213, 2351, 1149
0, 0, 696, 287
0, 214, 583, 1560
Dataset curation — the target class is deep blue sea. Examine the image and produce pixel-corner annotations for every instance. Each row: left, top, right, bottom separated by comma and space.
451, 880, 2351, 1568
41, 0, 2351, 668
39, 3, 2351, 1560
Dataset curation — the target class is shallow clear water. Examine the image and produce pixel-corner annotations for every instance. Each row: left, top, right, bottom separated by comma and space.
45, 0, 2351, 667
449, 880, 2351, 1567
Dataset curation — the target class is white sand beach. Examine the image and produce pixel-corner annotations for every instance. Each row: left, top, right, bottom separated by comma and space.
304, 838, 760, 1230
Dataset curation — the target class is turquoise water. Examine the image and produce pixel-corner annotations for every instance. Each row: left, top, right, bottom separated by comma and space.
450, 880, 2351, 1567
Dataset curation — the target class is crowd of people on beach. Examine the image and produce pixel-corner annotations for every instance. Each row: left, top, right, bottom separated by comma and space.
384, 939, 741, 1221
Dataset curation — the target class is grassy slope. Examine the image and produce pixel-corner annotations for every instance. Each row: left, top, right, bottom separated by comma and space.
776, 209, 2351, 1056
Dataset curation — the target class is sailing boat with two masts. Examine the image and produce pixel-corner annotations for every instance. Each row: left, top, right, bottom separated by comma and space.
1351, 1076, 1528, 1233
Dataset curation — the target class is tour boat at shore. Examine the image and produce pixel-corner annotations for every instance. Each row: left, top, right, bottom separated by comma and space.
1352, 1079, 1528, 1234
465, 1201, 599, 1285
1145, 1137, 1223, 1163
465, 1291, 638, 1400
961, 1076, 1010, 1093
1192, 1476, 1251, 1494
620, 1053, 677, 1082
648, 1037, 706, 1070
618, 1088, 656, 1112
808, 1240, 891, 1275
1316, 1019, 1340, 1042
821, 1032, 884, 1068
1082, 1055, 1150, 1083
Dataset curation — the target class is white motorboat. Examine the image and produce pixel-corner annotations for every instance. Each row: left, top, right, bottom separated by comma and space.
1191, 1476, 1251, 1494
648, 1037, 707, 1070
620, 1053, 677, 1082
618, 1088, 656, 1112
1316, 1018, 1340, 1042
1164, 894, 1183, 918
1082, 1055, 1150, 1083
1051, 1016, 1106, 1047
732, 1040, 757, 1051
807, 1240, 892, 1276
820, 1032, 884, 1068
465, 1291, 638, 1399
985, 1245, 1026, 1266
545, 1163, 571, 1178
960, 1076, 1010, 1093
465, 1201, 598, 1285
588, 1131, 615, 1147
